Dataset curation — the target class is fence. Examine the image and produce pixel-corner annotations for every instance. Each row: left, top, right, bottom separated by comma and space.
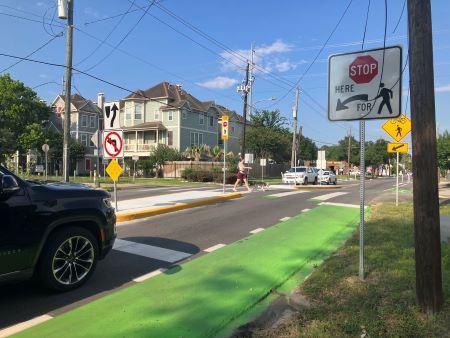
163, 161, 291, 179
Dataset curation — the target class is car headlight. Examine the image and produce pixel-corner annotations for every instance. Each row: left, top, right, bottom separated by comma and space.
103, 198, 113, 208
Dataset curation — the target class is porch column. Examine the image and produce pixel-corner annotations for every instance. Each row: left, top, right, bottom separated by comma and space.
135, 130, 138, 152
156, 129, 159, 145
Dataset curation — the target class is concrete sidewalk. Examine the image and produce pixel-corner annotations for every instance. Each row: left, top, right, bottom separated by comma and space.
115, 190, 242, 222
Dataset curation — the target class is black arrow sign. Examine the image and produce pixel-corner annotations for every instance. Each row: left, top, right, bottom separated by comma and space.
392, 144, 405, 151
110, 103, 118, 128
336, 94, 369, 111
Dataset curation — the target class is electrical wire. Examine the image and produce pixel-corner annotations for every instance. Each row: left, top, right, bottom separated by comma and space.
83, 0, 157, 72
392, 0, 406, 34
74, 1, 137, 67
0, 32, 64, 74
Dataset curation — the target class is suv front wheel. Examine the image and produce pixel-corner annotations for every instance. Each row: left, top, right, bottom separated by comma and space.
38, 226, 99, 292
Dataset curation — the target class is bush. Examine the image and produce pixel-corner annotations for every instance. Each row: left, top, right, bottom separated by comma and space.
181, 168, 236, 184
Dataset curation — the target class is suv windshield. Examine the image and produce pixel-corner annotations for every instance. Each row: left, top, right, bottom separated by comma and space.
288, 167, 306, 173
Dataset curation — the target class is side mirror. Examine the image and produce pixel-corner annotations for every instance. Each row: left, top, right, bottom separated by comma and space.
0, 175, 20, 195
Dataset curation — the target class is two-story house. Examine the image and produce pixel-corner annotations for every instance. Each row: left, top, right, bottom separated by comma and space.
118, 82, 225, 157
51, 94, 102, 174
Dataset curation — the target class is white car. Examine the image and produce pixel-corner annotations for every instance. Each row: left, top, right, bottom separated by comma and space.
318, 170, 337, 185
282, 166, 318, 185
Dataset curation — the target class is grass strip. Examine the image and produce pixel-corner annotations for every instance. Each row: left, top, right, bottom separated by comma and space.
14, 205, 359, 338
252, 203, 450, 338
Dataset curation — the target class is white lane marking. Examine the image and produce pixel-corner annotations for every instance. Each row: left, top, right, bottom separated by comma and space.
268, 191, 309, 198
250, 228, 265, 234
167, 186, 218, 192
302, 208, 311, 212
113, 239, 192, 263
280, 217, 291, 222
204, 244, 226, 252
133, 268, 168, 283
319, 202, 368, 209
311, 192, 348, 201
0, 315, 53, 338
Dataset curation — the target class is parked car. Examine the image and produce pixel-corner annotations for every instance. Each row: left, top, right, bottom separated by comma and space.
0, 165, 116, 291
318, 170, 337, 185
282, 166, 318, 185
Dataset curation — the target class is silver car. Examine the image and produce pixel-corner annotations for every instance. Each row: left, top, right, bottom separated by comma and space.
318, 170, 337, 185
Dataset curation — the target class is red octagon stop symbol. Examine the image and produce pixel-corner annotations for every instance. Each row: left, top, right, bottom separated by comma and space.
349, 55, 378, 84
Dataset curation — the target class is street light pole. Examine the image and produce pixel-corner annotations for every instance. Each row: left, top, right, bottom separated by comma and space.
62, 0, 73, 183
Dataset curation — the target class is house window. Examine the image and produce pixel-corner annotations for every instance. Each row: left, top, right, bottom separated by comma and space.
134, 102, 143, 124
81, 133, 88, 147
89, 116, 96, 128
81, 115, 88, 127
168, 131, 173, 146
199, 133, 204, 144
209, 116, 213, 127
199, 113, 204, 125
190, 132, 203, 146
168, 111, 174, 121
182, 110, 187, 119
125, 102, 133, 126
231, 126, 235, 134
154, 110, 160, 121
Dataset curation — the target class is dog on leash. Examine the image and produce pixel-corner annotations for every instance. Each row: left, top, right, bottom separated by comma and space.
253, 182, 270, 191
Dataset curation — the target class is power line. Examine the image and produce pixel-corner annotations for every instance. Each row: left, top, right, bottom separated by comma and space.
74, 1, 137, 67
392, 0, 406, 34
83, 0, 157, 72
0, 32, 64, 74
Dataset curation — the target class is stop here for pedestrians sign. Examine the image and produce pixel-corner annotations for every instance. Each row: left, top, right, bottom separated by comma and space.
328, 46, 402, 121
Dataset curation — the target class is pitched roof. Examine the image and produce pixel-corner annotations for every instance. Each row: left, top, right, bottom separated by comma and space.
54, 94, 102, 114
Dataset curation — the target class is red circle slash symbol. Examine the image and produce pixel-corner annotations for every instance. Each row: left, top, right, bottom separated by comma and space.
105, 131, 122, 157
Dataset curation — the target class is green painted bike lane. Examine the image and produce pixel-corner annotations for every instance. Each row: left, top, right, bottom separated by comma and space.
14, 205, 360, 338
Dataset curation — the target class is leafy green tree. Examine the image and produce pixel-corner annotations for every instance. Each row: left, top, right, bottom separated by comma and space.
437, 131, 450, 176
0, 128, 15, 164
211, 145, 223, 162
184, 144, 210, 161
70, 141, 86, 171
0, 74, 50, 156
365, 139, 389, 166
246, 109, 291, 162
151, 144, 183, 177
298, 136, 318, 161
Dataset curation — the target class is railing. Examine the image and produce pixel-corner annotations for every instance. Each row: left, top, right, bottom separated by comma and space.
124, 143, 156, 152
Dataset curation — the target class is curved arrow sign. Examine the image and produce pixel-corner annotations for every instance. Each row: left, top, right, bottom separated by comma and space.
336, 94, 369, 111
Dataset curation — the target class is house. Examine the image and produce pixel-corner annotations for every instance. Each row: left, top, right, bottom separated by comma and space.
51, 93, 102, 174
213, 104, 245, 155
116, 82, 244, 158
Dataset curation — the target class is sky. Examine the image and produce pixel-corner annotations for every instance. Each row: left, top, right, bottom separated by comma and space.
0, 0, 449, 147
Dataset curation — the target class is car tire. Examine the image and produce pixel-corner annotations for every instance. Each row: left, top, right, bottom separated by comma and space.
38, 226, 98, 292
327, 179, 330, 185
303, 177, 308, 185
334, 179, 337, 185
313, 177, 317, 185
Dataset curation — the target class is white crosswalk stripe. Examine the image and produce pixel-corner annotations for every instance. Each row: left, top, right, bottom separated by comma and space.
311, 192, 348, 201
267, 191, 309, 198
113, 239, 192, 263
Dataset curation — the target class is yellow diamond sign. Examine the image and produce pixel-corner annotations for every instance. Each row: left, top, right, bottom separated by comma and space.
387, 142, 408, 153
382, 114, 412, 142
106, 159, 123, 182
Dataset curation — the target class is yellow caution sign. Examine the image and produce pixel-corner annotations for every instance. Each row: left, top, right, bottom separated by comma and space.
219, 115, 229, 141
382, 114, 412, 142
106, 158, 123, 182
387, 142, 409, 153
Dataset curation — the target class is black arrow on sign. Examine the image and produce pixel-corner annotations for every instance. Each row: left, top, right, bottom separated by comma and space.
110, 103, 118, 128
392, 144, 405, 151
336, 94, 369, 111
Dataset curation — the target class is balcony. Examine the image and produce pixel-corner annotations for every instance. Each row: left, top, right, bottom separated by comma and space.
124, 143, 158, 153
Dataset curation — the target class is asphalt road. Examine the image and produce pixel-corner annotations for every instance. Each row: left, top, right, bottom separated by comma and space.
0, 177, 401, 330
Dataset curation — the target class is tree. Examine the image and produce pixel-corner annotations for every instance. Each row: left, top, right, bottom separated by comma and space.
0, 128, 15, 164
298, 136, 318, 161
246, 109, 291, 162
365, 139, 389, 167
70, 141, 86, 171
151, 144, 183, 177
0, 74, 50, 156
437, 131, 450, 176
211, 145, 223, 162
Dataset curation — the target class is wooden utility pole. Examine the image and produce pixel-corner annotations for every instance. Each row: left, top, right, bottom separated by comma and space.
240, 62, 250, 155
408, 0, 443, 313
63, 0, 74, 182
297, 126, 302, 165
291, 88, 299, 167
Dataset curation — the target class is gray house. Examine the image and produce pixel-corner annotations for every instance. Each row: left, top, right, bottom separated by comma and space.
51, 94, 102, 174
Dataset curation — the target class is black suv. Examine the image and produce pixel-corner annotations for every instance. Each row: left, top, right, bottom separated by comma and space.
0, 165, 116, 291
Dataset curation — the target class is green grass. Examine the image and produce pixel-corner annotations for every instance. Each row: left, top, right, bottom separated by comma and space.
441, 203, 450, 216
260, 203, 450, 338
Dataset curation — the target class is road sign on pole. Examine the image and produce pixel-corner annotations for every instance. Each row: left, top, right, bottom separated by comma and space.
328, 46, 402, 121
382, 114, 412, 142
387, 142, 409, 153
106, 158, 123, 212
91, 130, 99, 148
103, 130, 123, 158
219, 115, 229, 141
104, 102, 120, 130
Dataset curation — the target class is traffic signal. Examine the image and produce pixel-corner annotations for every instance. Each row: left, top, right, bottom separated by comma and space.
220, 115, 229, 141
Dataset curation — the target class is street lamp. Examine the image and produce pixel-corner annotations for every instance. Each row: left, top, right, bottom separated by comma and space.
250, 97, 276, 115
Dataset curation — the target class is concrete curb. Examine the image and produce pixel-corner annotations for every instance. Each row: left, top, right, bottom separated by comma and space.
117, 192, 242, 222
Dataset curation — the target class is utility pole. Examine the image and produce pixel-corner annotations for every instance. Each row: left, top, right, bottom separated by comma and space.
347, 128, 352, 173
297, 126, 302, 165
248, 44, 255, 117
61, 0, 73, 183
408, 0, 443, 313
237, 62, 250, 155
291, 88, 299, 168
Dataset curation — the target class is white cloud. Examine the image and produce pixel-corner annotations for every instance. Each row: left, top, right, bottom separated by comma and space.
196, 76, 239, 89
219, 39, 294, 73
435, 84, 450, 92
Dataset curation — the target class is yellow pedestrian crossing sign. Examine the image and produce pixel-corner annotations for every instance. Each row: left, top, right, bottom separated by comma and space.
382, 113, 411, 142
387, 142, 408, 153
106, 158, 123, 182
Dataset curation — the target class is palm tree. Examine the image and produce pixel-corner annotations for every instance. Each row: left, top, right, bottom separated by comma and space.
211, 145, 223, 162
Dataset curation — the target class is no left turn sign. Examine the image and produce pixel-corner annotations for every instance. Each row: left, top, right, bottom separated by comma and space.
103, 130, 123, 158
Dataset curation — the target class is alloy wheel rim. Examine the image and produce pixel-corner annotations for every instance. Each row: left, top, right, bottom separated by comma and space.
52, 236, 94, 285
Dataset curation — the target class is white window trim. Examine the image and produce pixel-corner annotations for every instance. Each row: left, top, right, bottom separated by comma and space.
81, 133, 88, 147
81, 115, 88, 128
199, 113, 205, 125
89, 115, 96, 128
168, 111, 174, 121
